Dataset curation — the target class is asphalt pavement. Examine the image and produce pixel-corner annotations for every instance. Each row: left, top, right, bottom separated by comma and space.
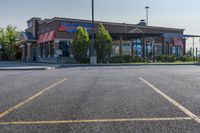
0, 65, 200, 132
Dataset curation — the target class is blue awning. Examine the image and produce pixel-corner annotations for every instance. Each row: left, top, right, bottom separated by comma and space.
163, 33, 200, 38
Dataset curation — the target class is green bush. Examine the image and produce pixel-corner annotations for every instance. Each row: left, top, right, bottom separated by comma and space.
110, 56, 125, 63
196, 58, 200, 62
181, 55, 194, 62
110, 56, 140, 63
156, 55, 177, 62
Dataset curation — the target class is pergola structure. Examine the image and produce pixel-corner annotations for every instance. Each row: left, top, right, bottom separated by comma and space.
163, 33, 200, 57
105, 33, 200, 62
109, 33, 162, 61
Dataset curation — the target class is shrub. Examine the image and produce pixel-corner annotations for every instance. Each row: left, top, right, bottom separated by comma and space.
110, 56, 140, 63
181, 55, 194, 62
196, 58, 200, 62
72, 27, 90, 63
156, 55, 177, 62
110, 56, 125, 63
95, 23, 112, 63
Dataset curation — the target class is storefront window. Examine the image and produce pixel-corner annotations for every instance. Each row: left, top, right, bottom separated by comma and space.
45, 43, 49, 57
155, 44, 162, 56
146, 45, 153, 59
122, 42, 131, 55
111, 41, 120, 57
133, 39, 142, 57
40, 44, 43, 58
50, 43, 55, 57
170, 46, 182, 58
59, 41, 70, 57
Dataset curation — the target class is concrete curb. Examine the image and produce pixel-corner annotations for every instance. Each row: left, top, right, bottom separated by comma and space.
0, 67, 54, 71
55, 63, 200, 68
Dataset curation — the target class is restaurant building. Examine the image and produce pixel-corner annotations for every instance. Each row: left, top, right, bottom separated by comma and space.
19, 17, 186, 63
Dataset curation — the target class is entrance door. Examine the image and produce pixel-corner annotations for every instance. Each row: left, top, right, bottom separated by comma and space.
59, 41, 70, 57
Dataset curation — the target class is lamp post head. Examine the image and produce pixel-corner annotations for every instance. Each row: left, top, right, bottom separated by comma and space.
145, 6, 149, 9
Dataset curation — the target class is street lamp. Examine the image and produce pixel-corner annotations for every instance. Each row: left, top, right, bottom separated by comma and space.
145, 6, 150, 26
90, 0, 97, 64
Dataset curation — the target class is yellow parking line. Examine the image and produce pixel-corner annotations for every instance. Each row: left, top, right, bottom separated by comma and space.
0, 78, 67, 119
0, 117, 192, 125
139, 77, 200, 124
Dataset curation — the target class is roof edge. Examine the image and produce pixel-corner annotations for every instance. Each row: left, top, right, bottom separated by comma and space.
38, 17, 184, 31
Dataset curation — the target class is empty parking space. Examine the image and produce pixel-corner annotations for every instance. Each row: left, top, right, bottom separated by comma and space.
0, 76, 187, 122
138, 65, 200, 117
0, 72, 66, 113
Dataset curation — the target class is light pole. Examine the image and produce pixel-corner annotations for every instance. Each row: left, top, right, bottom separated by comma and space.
90, 0, 97, 64
193, 37, 195, 61
145, 6, 149, 26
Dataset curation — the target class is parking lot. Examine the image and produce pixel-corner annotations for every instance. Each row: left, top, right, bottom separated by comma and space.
0, 65, 200, 132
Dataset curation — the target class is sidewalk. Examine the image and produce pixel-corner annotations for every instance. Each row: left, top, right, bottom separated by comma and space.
0, 61, 199, 70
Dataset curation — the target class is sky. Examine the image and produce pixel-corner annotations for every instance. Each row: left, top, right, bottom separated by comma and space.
0, 0, 200, 48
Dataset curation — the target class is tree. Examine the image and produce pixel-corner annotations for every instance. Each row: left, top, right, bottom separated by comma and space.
72, 27, 90, 63
95, 23, 112, 63
0, 25, 20, 60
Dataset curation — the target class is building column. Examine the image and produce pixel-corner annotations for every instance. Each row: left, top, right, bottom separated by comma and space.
54, 40, 60, 61
183, 38, 186, 55
162, 37, 165, 55
54, 40, 59, 57
43, 43, 45, 58
166, 43, 170, 55
27, 43, 32, 62
119, 36, 123, 56
131, 40, 134, 57
21, 45, 25, 62
37, 44, 41, 59
48, 42, 51, 57
69, 41, 74, 57
142, 38, 146, 62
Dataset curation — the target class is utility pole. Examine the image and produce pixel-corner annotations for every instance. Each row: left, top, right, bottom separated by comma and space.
90, 0, 97, 64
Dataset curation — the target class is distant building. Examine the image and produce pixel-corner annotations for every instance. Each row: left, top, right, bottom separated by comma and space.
19, 17, 187, 63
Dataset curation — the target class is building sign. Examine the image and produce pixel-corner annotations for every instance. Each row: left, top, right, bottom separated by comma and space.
59, 21, 95, 33
27, 21, 33, 28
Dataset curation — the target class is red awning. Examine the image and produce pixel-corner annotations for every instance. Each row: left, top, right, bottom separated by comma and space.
37, 34, 44, 44
173, 38, 183, 46
46, 31, 55, 42
37, 31, 55, 44
41, 33, 49, 43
